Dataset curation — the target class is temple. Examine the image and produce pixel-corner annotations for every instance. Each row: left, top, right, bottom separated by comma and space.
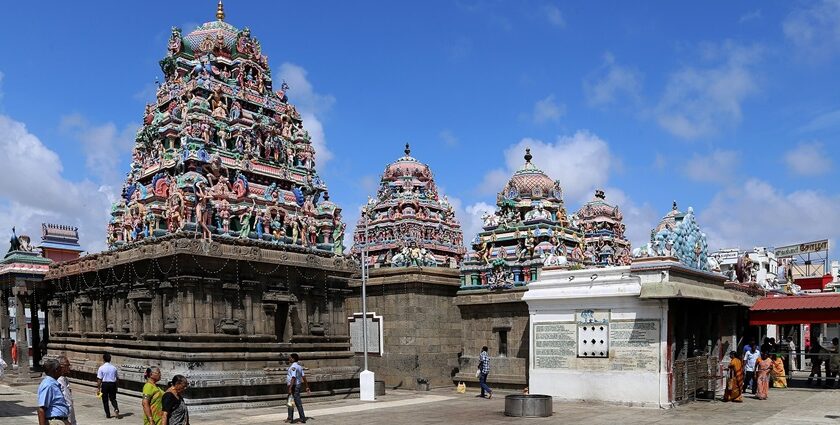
460, 149, 580, 289
42, 4, 359, 407
350, 144, 465, 268
109, 2, 343, 253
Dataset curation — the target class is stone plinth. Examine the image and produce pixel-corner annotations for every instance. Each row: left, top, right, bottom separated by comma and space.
346, 267, 461, 389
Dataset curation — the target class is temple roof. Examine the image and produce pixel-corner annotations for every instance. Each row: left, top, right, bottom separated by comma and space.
502, 149, 561, 201
576, 189, 623, 222
382, 144, 431, 182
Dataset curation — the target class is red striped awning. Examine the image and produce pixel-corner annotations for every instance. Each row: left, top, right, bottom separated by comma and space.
749, 293, 840, 325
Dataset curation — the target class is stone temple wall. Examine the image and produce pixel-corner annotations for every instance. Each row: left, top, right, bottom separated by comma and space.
345, 268, 462, 389
44, 237, 360, 408
454, 290, 530, 389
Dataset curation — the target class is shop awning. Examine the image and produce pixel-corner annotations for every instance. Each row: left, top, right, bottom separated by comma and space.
639, 281, 757, 307
749, 293, 840, 325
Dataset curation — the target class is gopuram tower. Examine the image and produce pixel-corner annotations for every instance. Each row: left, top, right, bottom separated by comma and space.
345, 145, 466, 389
459, 149, 581, 289
351, 144, 465, 268
44, 4, 359, 406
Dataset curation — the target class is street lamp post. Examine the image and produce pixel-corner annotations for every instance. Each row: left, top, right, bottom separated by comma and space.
359, 215, 375, 401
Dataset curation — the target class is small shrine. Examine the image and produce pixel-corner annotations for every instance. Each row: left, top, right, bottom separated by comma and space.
574, 189, 632, 267
460, 149, 581, 289
108, 0, 343, 254
632, 201, 710, 271
351, 144, 465, 268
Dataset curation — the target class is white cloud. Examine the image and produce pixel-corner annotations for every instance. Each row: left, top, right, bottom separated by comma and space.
800, 109, 840, 133
656, 42, 762, 139
439, 129, 459, 147
277, 63, 336, 165
739, 9, 762, 23
60, 114, 136, 184
478, 130, 611, 202
0, 114, 114, 254
460, 201, 495, 246
784, 142, 833, 176
531, 94, 566, 124
783, 0, 840, 60
700, 179, 840, 250
543, 5, 566, 28
358, 175, 379, 193
683, 150, 740, 183
583, 52, 642, 108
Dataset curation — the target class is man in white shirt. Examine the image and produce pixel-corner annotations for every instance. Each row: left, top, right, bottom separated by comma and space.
743, 345, 761, 395
95, 353, 120, 419
56, 356, 77, 425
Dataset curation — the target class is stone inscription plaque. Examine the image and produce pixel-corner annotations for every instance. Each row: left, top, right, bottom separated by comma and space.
533, 322, 576, 369
349, 315, 380, 354
608, 320, 659, 372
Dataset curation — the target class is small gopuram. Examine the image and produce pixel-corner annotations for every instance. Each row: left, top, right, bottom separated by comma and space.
575, 189, 632, 267
455, 149, 589, 390
347, 145, 465, 389
44, 4, 358, 407
350, 144, 464, 269
524, 202, 757, 407
0, 229, 54, 379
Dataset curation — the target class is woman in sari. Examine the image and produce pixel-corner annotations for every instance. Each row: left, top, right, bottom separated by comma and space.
771, 354, 787, 388
755, 353, 773, 400
723, 350, 743, 402
142, 367, 165, 425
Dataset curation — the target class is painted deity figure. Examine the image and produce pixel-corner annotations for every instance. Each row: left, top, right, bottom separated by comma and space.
255, 210, 265, 239
194, 181, 213, 240
238, 200, 255, 238
168, 27, 182, 56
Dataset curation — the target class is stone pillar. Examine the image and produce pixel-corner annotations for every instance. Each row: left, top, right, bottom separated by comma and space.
0, 287, 11, 366
30, 293, 42, 368
13, 284, 30, 372
180, 280, 197, 333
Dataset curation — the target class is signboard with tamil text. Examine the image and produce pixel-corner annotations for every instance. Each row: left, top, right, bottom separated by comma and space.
774, 240, 829, 258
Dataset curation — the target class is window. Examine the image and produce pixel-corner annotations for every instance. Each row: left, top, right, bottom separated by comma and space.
498, 330, 508, 357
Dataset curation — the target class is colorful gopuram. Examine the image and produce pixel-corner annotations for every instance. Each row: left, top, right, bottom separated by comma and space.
574, 189, 632, 267
460, 149, 581, 289
633, 201, 710, 271
107, 1, 343, 254
44, 3, 359, 407
351, 144, 465, 268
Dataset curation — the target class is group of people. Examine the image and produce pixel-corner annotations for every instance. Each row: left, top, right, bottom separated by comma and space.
723, 342, 791, 402
724, 337, 840, 402
35, 352, 310, 425
807, 337, 840, 388
36, 353, 191, 425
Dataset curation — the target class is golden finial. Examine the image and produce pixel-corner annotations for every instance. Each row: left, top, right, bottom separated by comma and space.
216, 0, 225, 21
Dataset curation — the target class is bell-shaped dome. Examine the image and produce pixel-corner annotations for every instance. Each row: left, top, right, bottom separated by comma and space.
501, 149, 561, 201
382, 144, 433, 182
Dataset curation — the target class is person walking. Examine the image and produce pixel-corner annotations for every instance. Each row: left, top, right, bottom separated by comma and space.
285, 353, 310, 424
743, 345, 760, 395
722, 350, 743, 402
807, 342, 824, 387
11, 339, 18, 366
142, 367, 165, 425
478, 346, 493, 399
36, 358, 70, 425
755, 353, 772, 400
162, 375, 190, 425
56, 356, 77, 425
828, 337, 840, 389
771, 354, 787, 388
96, 353, 120, 419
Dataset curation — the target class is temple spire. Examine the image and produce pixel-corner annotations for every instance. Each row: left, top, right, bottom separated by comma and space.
216, 0, 225, 21
524, 148, 532, 164
404, 143, 411, 156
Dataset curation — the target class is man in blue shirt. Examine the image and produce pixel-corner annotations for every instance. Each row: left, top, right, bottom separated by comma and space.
478, 346, 493, 399
286, 353, 310, 424
37, 358, 70, 425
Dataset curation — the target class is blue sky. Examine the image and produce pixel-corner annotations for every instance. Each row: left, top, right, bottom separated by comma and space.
1, 1, 839, 255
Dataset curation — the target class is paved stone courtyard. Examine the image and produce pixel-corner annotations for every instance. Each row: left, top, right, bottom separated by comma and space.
1, 380, 838, 425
